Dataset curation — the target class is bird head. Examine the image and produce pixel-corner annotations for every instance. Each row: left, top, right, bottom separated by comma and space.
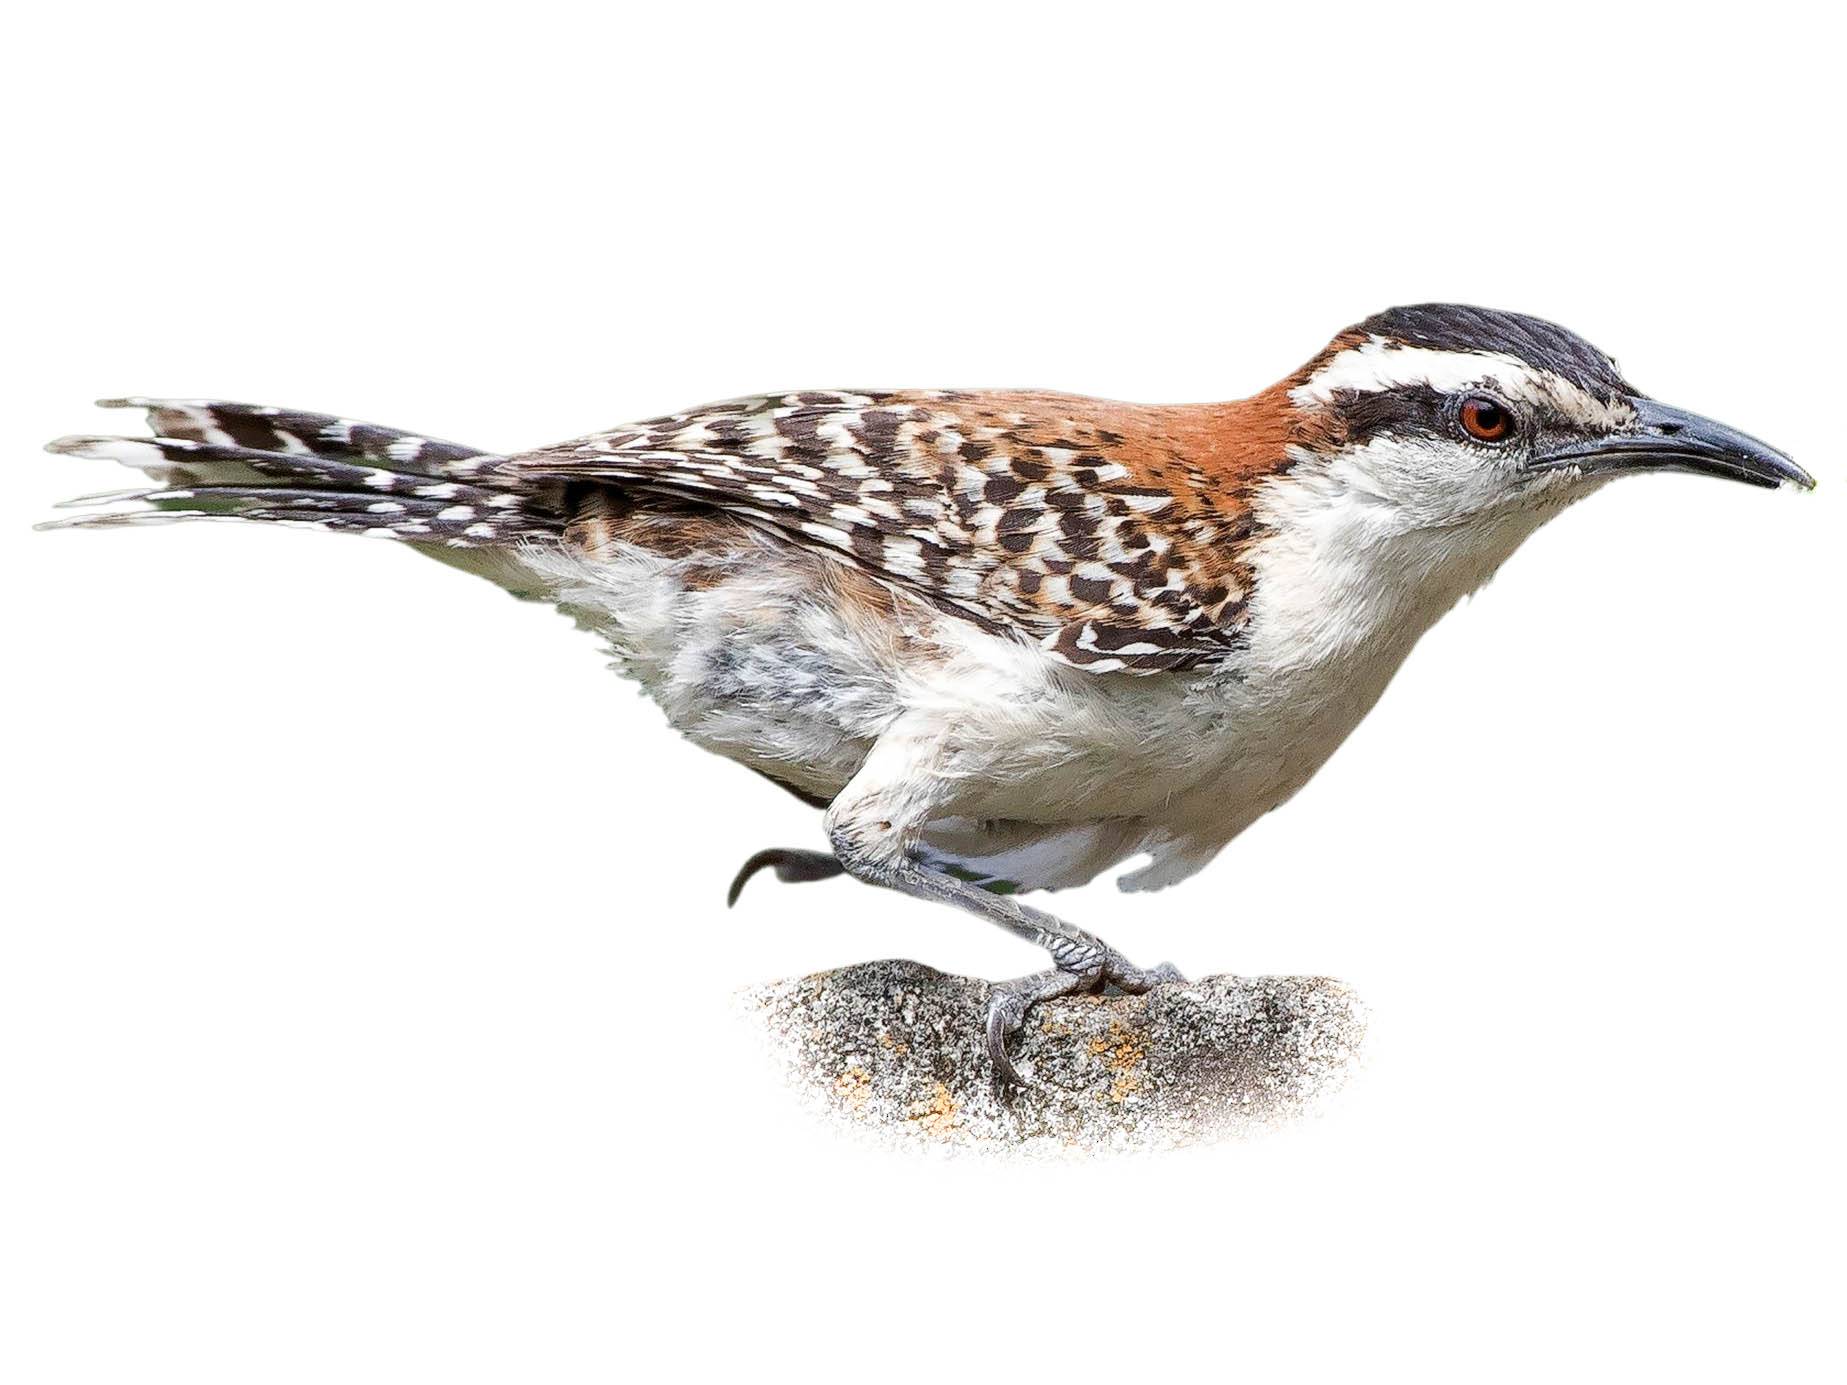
1284, 304, 1813, 533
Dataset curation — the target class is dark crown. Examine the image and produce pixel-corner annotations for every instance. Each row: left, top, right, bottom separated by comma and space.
1358, 304, 1635, 401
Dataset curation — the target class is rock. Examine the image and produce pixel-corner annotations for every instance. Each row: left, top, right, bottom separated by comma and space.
743, 959, 1366, 1153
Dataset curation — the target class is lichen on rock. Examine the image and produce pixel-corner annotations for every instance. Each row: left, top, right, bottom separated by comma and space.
744, 959, 1366, 1153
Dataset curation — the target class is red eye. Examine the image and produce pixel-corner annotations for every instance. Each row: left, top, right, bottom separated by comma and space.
1459, 396, 1513, 443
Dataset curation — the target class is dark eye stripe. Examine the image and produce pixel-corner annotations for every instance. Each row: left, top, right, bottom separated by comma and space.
1328, 385, 1451, 443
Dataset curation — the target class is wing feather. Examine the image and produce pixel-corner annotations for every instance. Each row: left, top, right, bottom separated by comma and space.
512, 389, 1270, 674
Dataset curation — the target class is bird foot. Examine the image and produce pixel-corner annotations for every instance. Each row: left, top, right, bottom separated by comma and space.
726, 848, 845, 906
986, 948, 1185, 1089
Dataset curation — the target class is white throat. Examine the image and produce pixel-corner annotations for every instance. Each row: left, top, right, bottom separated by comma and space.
1239, 446, 1581, 679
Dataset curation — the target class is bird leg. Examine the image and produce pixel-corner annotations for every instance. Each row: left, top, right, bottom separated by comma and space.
867, 855, 1183, 1086
814, 724, 1185, 1084
824, 821, 1182, 1084
726, 848, 845, 906
730, 834, 1180, 1083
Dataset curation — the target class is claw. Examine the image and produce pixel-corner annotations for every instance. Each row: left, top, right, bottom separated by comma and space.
982, 967, 1094, 1090
984, 952, 1186, 1088
726, 847, 845, 907
985, 989, 1030, 1088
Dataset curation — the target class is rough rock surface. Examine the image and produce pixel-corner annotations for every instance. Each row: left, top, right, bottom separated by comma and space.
744, 959, 1366, 1153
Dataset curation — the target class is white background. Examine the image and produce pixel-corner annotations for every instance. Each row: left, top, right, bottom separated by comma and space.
4, 3, 1841, 1380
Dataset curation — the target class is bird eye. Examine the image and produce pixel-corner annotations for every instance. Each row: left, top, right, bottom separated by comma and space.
1458, 396, 1514, 443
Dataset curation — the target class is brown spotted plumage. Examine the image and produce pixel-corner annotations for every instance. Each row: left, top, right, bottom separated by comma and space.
516, 386, 1320, 672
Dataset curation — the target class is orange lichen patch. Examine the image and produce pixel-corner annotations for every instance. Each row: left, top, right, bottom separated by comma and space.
834, 1062, 871, 1112
1107, 1069, 1145, 1103
1088, 1019, 1149, 1104
905, 1082, 960, 1137
877, 1030, 910, 1058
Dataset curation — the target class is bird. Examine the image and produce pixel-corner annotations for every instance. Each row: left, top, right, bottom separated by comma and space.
40, 303, 1815, 1084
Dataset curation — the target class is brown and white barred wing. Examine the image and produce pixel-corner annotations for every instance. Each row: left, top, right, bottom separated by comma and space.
513, 390, 1256, 674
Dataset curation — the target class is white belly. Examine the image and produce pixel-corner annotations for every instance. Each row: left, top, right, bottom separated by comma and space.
517, 487, 1519, 895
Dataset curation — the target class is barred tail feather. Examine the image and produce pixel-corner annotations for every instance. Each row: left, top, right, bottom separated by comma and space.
97, 397, 502, 477
41, 399, 559, 551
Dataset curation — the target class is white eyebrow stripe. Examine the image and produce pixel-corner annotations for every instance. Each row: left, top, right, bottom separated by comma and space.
1295, 336, 1639, 430
1292, 338, 1541, 404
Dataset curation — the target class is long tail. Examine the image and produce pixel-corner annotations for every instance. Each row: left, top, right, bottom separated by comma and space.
42, 398, 560, 548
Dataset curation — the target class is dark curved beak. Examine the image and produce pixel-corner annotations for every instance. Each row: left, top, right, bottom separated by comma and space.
1533, 398, 1815, 491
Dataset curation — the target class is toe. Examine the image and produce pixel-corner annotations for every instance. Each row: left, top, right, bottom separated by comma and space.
1101, 953, 1187, 993
726, 850, 783, 907
726, 848, 843, 906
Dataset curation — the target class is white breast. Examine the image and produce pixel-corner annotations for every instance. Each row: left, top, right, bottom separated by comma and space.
1105, 453, 1580, 889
